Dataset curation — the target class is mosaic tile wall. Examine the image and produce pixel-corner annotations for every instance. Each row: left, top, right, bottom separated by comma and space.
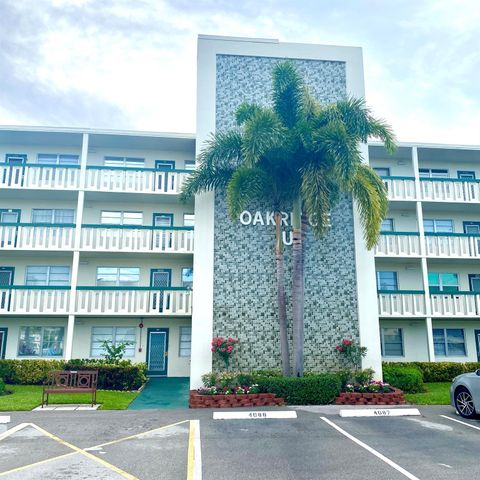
212, 54, 360, 372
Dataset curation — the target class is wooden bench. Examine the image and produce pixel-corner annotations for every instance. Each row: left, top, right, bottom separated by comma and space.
42, 370, 98, 407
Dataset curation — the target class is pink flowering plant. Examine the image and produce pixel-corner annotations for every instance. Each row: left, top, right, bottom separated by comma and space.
335, 339, 367, 370
211, 336, 239, 368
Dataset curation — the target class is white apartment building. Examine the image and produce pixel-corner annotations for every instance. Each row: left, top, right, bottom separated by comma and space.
0, 36, 479, 387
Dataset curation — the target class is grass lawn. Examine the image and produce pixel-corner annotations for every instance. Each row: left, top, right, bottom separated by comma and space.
0, 385, 139, 411
404, 382, 451, 405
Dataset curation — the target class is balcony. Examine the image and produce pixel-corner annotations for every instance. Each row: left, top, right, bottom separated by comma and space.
382, 176, 416, 201
80, 225, 194, 253
420, 178, 480, 203
377, 290, 426, 317
0, 163, 79, 190
425, 233, 480, 259
430, 292, 480, 317
84, 166, 190, 194
0, 287, 192, 316
375, 232, 421, 257
0, 223, 75, 250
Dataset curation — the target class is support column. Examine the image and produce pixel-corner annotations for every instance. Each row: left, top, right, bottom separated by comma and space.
65, 133, 89, 360
412, 146, 435, 361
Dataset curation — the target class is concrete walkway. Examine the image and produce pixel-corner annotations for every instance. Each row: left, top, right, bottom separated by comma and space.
128, 377, 190, 410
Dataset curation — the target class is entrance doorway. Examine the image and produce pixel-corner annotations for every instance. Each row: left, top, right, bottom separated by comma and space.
150, 268, 171, 312
0, 328, 7, 359
475, 329, 480, 362
0, 267, 14, 311
0, 209, 21, 247
155, 160, 176, 192
146, 328, 169, 376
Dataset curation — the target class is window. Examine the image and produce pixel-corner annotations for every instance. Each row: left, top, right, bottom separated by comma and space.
458, 171, 476, 180
380, 218, 394, 232
433, 328, 466, 357
423, 219, 454, 233
463, 222, 480, 234
25, 266, 70, 286
183, 213, 195, 227
373, 167, 390, 177
182, 268, 193, 288
37, 154, 79, 165
376, 271, 398, 291
96, 267, 140, 286
31, 209, 75, 224
419, 168, 449, 178
5, 154, 27, 164
469, 274, 480, 292
100, 211, 143, 225
104, 156, 145, 168
428, 272, 459, 293
155, 160, 175, 170
179, 326, 191, 357
184, 160, 196, 171
381, 328, 404, 356
18, 326, 64, 357
90, 327, 135, 357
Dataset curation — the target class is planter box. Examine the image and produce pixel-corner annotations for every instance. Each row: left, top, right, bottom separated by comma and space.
335, 388, 406, 406
189, 390, 285, 408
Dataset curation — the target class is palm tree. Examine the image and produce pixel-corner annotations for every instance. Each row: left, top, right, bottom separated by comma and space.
181, 62, 396, 377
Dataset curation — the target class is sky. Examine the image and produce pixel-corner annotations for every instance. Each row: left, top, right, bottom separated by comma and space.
0, 0, 479, 145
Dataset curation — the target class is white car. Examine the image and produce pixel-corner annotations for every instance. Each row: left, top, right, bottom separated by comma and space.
450, 369, 480, 419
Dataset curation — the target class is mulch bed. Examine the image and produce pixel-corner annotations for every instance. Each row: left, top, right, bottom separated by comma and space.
189, 390, 285, 408
335, 387, 406, 405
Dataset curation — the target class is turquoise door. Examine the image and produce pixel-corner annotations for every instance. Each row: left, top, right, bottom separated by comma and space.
147, 328, 169, 376
0, 328, 7, 359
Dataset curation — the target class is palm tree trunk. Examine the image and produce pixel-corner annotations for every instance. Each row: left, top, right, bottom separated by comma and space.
292, 195, 305, 377
275, 212, 291, 376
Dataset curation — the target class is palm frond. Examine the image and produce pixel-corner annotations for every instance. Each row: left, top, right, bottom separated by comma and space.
351, 164, 389, 249
272, 62, 303, 128
235, 102, 262, 126
367, 118, 396, 154
198, 130, 244, 169
226, 166, 271, 219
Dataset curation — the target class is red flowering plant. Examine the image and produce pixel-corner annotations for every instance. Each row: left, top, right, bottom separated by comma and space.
211, 336, 239, 369
335, 339, 367, 371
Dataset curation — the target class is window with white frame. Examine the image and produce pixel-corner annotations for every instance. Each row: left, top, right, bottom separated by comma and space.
433, 328, 466, 356
376, 271, 398, 291
179, 326, 191, 357
423, 219, 454, 233
96, 267, 140, 286
18, 326, 64, 357
90, 327, 136, 357
25, 266, 70, 286
37, 153, 79, 165
182, 267, 193, 288
381, 328, 404, 356
31, 209, 75, 224
428, 272, 459, 293
373, 167, 390, 177
100, 211, 143, 225
104, 156, 145, 168
381, 218, 394, 232
183, 213, 195, 227
184, 160, 196, 171
419, 168, 449, 178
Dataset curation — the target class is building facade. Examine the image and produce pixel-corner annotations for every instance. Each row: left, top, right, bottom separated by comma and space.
0, 36, 479, 388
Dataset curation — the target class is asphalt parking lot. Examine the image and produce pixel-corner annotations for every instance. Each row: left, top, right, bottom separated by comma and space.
0, 405, 479, 479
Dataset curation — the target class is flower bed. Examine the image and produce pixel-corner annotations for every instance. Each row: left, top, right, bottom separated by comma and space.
335, 387, 406, 405
189, 390, 284, 408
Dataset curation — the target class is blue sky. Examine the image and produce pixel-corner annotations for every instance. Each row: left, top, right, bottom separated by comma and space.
0, 0, 479, 144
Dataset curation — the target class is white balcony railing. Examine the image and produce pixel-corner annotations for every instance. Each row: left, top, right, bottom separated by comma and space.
425, 234, 480, 258
0, 164, 80, 190
420, 179, 480, 203
80, 226, 194, 253
382, 177, 416, 201
0, 224, 75, 250
375, 233, 421, 257
84, 167, 190, 194
0, 287, 70, 315
430, 293, 480, 317
75, 288, 192, 316
377, 291, 426, 317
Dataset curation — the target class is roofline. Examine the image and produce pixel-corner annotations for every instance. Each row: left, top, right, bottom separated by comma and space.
368, 140, 480, 151
0, 125, 196, 140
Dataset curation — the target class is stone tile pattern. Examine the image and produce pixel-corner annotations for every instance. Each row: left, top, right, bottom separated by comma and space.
212, 54, 360, 372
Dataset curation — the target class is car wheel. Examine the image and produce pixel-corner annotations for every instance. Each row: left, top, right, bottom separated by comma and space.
455, 387, 477, 419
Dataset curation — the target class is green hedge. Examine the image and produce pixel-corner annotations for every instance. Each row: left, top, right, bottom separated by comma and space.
383, 362, 480, 383
382, 365, 424, 393
257, 374, 341, 405
0, 359, 147, 391
0, 378, 5, 395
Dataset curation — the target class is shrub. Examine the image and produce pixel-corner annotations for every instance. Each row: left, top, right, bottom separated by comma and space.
383, 362, 480, 383
257, 374, 341, 405
382, 365, 424, 393
0, 378, 5, 395
0, 359, 65, 384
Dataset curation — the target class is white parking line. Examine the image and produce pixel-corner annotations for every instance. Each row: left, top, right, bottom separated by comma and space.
320, 417, 420, 480
440, 415, 480, 431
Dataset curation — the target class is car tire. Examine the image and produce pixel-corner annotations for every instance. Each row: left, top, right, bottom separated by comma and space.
455, 387, 477, 419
